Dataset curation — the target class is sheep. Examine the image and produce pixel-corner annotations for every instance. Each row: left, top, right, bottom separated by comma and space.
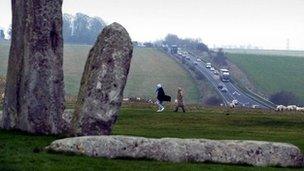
232, 100, 239, 105
229, 102, 235, 108
228, 100, 239, 108
123, 98, 130, 102
296, 107, 304, 112
286, 105, 298, 111
276, 105, 286, 111
147, 99, 154, 104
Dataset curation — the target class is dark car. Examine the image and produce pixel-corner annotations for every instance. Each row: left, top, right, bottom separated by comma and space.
218, 83, 224, 89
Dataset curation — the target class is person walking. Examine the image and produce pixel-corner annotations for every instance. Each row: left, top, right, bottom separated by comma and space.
155, 84, 171, 112
174, 87, 186, 113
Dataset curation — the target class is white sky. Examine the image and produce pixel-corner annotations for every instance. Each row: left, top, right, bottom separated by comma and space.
1, 0, 304, 50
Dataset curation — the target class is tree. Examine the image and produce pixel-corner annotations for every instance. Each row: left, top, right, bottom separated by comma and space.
62, 13, 106, 44
212, 48, 228, 66
7, 25, 12, 39
0, 30, 5, 40
163, 34, 209, 52
164, 34, 180, 46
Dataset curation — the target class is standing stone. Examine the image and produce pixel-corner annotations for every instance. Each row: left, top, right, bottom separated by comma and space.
1, 0, 65, 134
72, 23, 133, 136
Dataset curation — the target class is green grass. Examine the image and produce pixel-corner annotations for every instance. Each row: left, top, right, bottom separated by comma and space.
0, 43, 200, 103
0, 107, 303, 170
224, 49, 304, 58
125, 48, 200, 103
0, 41, 10, 76
227, 53, 304, 103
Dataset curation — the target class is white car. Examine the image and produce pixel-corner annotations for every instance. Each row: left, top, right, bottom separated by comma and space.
206, 63, 211, 68
196, 58, 202, 62
210, 67, 215, 71
221, 87, 228, 93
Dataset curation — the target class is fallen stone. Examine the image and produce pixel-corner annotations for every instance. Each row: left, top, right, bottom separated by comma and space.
46, 136, 304, 168
2, 0, 65, 134
71, 23, 133, 136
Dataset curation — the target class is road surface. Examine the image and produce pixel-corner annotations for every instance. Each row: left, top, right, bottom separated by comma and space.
169, 51, 273, 109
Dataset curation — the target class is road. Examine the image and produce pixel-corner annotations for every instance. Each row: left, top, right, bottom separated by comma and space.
169, 52, 272, 109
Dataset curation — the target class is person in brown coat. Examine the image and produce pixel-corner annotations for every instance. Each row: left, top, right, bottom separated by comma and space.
174, 87, 186, 113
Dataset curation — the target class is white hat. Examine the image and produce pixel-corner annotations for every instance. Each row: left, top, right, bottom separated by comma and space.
157, 84, 162, 88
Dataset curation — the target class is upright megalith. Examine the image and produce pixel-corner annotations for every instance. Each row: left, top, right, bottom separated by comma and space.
72, 23, 133, 136
1, 0, 65, 134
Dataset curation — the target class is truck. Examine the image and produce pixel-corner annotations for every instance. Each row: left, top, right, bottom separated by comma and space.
171, 45, 178, 54
220, 69, 230, 82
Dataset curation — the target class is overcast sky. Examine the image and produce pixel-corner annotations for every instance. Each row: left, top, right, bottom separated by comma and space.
1, 0, 304, 50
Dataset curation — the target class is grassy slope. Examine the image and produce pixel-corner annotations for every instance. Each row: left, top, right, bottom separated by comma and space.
125, 48, 200, 103
0, 41, 10, 76
0, 43, 200, 103
0, 107, 303, 170
225, 49, 304, 58
227, 53, 304, 103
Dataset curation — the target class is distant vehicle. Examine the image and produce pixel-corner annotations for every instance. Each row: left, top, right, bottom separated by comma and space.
221, 87, 228, 93
186, 56, 191, 60
220, 69, 230, 82
194, 62, 198, 65
210, 67, 215, 71
206, 63, 211, 68
217, 83, 224, 89
171, 45, 178, 54
214, 70, 219, 75
196, 58, 202, 62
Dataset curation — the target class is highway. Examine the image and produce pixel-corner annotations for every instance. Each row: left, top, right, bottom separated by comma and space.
169, 51, 273, 109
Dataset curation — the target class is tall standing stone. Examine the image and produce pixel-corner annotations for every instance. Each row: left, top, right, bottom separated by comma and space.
1, 0, 65, 134
72, 23, 133, 136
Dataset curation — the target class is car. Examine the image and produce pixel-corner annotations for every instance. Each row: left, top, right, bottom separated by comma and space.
196, 58, 202, 62
221, 87, 228, 93
194, 62, 198, 65
214, 70, 219, 75
206, 63, 211, 68
210, 67, 215, 71
217, 83, 224, 89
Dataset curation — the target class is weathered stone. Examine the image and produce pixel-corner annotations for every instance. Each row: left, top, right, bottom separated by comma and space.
1, 0, 65, 134
0, 111, 3, 127
61, 109, 73, 133
71, 23, 133, 136
46, 136, 304, 167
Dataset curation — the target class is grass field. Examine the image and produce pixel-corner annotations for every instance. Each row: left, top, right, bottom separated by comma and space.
0, 107, 303, 170
0, 43, 200, 103
227, 53, 304, 104
224, 49, 304, 58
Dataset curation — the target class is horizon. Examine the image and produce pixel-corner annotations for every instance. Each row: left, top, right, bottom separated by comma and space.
0, 0, 304, 50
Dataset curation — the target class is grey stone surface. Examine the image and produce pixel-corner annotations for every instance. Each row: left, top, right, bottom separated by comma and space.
0, 111, 2, 127
71, 23, 133, 136
1, 0, 65, 134
46, 136, 304, 167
